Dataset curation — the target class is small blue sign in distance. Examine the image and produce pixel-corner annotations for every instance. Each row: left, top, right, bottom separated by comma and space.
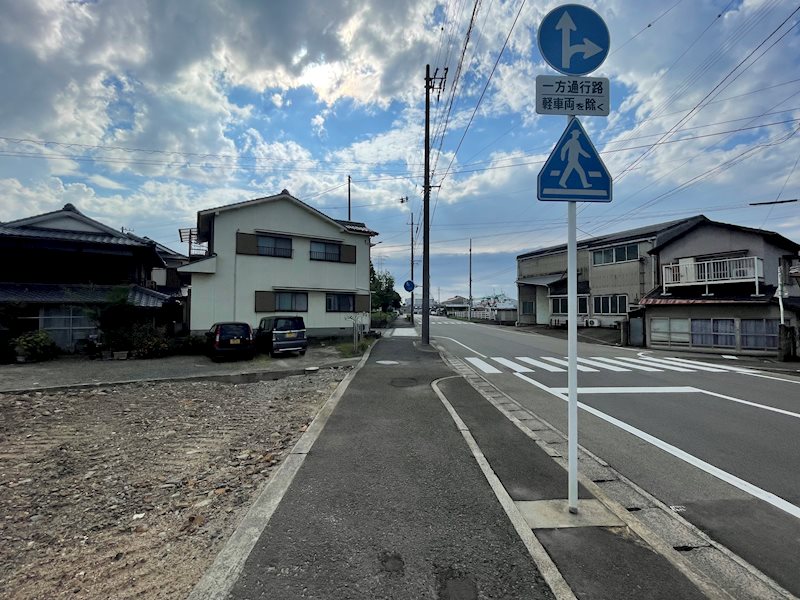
538, 116, 611, 202
538, 4, 610, 76
403, 280, 415, 292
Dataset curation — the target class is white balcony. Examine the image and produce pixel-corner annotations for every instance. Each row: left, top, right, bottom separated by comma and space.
663, 256, 764, 295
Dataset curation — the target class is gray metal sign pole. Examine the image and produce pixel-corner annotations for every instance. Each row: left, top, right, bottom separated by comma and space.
567, 197, 578, 513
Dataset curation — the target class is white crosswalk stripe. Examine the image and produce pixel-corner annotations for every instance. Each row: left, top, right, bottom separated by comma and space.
490, 357, 533, 373
465, 357, 501, 373
576, 357, 631, 372
514, 357, 566, 372
463, 354, 761, 376
586, 356, 661, 372
540, 356, 599, 372
616, 356, 695, 372
652, 356, 757, 373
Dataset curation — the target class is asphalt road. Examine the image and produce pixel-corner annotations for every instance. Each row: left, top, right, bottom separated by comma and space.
427, 316, 800, 597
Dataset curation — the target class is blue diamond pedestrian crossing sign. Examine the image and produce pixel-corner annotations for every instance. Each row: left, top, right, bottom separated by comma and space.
538, 117, 611, 202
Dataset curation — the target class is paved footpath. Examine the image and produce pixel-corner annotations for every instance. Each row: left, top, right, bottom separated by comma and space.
189, 321, 723, 600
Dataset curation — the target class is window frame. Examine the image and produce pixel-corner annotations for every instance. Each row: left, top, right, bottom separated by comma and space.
310, 241, 342, 262
256, 235, 293, 258
592, 243, 639, 266
275, 292, 308, 312
326, 293, 355, 312
550, 296, 588, 314
593, 294, 628, 314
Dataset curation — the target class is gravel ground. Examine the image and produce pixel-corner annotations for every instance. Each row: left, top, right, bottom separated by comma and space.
0, 367, 349, 599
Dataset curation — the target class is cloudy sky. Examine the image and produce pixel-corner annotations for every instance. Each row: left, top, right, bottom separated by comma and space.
1, 0, 799, 301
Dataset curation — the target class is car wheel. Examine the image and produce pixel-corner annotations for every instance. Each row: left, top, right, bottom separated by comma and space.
299, 350, 306, 356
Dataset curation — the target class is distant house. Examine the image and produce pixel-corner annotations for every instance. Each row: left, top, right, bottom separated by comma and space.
0, 203, 174, 350
517, 215, 800, 356
178, 190, 377, 336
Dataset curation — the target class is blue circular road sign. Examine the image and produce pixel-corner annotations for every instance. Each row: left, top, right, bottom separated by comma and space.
538, 4, 610, 76
403, 280, 415, 292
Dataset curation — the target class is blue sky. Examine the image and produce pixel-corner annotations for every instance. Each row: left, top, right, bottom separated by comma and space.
1, 0, 799, 301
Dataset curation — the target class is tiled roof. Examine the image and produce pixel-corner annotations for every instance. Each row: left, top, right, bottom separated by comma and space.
333, 219, 379, 236
0, 283, 172, 308
0, 225, 149, 246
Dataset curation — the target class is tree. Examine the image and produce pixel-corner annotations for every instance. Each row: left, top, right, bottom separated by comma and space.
370, 263, 401, 311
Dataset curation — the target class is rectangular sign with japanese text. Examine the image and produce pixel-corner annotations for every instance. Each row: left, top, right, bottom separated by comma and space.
535, 75, 609, 116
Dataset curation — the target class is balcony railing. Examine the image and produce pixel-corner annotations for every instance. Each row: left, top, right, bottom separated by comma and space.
663, 256, 764, 295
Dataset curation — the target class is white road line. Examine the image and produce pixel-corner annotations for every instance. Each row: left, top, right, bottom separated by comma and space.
540, 356, 599, 372
491, 357, 534, 373
700, 390, 800, 420
575, 357, 631, 372
513, 373, 800, 520
587, 356, 662, 372
616, 356, 695, 372
436, 337, 487, 358
465, 357, 502, 374
431, 378, 578, 600
515, 357, 566, 372
658, 356, 757, 373
740, 372, 800, 385
549, 386, 697, 394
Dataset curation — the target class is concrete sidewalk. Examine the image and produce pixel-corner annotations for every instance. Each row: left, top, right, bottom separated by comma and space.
189, 325, 734, 599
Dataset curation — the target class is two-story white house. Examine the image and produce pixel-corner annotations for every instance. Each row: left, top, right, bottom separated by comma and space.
179, 191, 377, 337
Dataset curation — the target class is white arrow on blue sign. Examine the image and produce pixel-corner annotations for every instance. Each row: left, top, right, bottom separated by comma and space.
538, 117, 611, 202
538, 4, 610, 76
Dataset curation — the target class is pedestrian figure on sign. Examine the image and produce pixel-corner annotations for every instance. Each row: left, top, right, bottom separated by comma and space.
559, 130, 591, 188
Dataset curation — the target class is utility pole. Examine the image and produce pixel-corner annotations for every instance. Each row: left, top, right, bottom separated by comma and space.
411, 212, 415, 316
400, 196, 413, 316
347, 175, 351, 220
422, 64, 447, 344
468, 239, 472, 321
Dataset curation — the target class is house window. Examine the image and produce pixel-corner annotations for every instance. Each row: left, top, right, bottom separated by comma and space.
741, 319, 779, 350
551, 297, 588, 314
39, 305, 96, 350
593, 294, 627, 314
651, 318, 690, 345
257, 235, 292, 258
311, 241, 341, 262
276, 292, 308, 312
690, 319, 735, 348
593, 243, 638, 265
326, 293, 355, 312
521, 301, 535, 315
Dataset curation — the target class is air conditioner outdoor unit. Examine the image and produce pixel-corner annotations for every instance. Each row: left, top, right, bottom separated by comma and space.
146, 280, 158, 290
584, 318, 601, 327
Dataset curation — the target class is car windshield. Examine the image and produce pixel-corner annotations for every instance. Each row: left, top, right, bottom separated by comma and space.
275, 318, 303, 331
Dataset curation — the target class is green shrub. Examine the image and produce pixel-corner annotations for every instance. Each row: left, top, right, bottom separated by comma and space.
13, 330, 59, 362
130, 324, 169, 359
168, 334, 207, 355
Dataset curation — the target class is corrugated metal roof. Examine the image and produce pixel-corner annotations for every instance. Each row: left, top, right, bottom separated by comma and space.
517, 216, 704, 260
0, 283, 172, 307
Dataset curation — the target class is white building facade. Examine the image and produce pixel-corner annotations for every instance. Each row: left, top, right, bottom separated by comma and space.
180, 191, 376, 336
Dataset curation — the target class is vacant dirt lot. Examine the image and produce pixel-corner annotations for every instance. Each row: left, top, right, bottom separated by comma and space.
0, 368, 349, 599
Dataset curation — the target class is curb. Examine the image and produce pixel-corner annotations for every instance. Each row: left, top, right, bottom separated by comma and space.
0, 360, 360, 395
